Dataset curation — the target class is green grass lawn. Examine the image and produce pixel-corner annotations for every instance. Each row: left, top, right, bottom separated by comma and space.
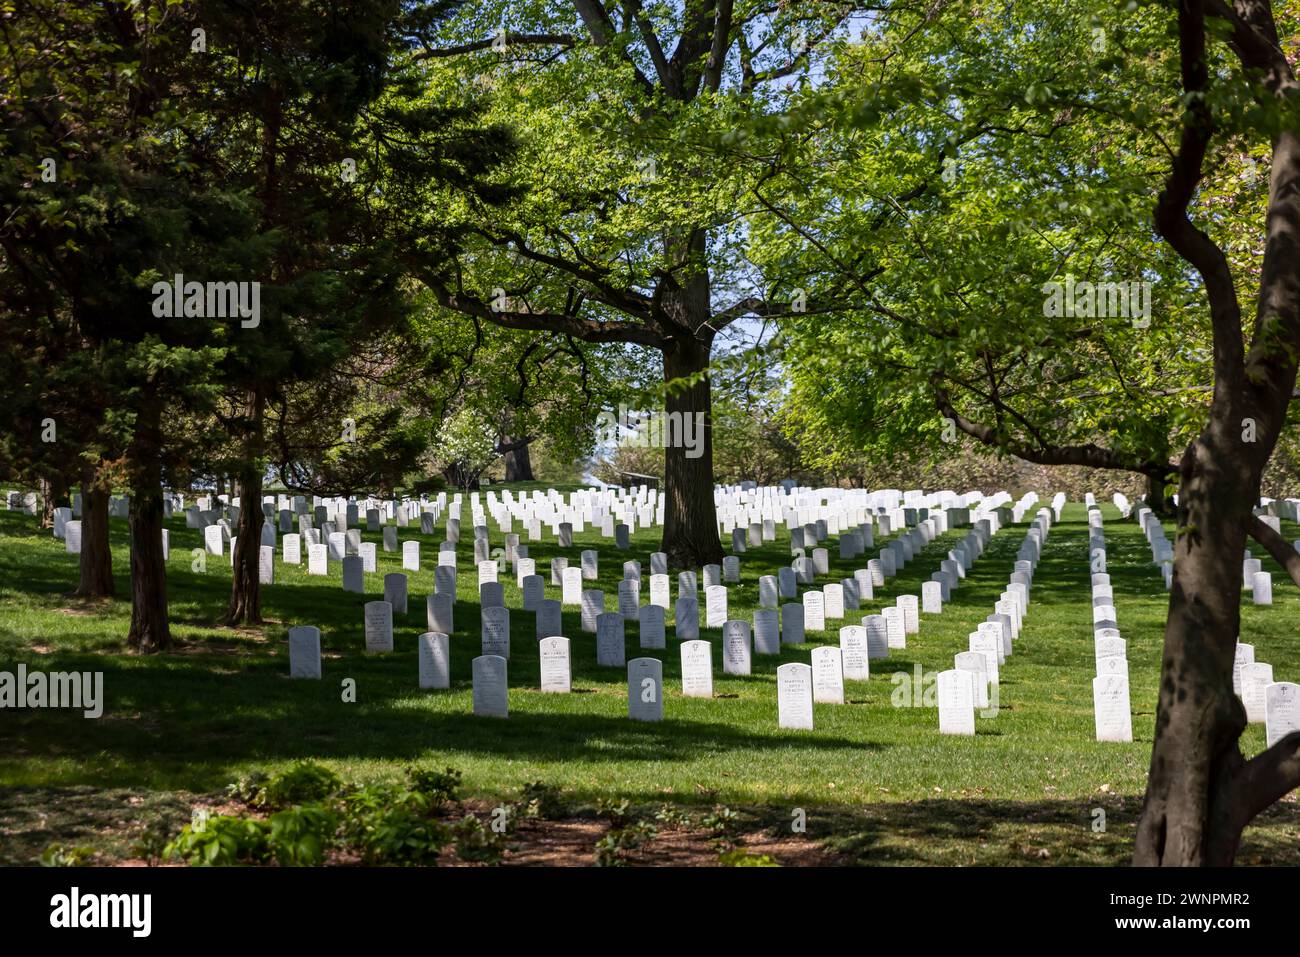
3, 493, 1300, 865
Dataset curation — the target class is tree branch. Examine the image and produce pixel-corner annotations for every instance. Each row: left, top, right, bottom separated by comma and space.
410, 33, 576, 60
417, 269, 667, 349
1152, 0, 1245, 395
1227, 730, 1300, 836
623, 0, 672, 85
573, 0, 656, 94
1246, 514, 1300, 588
932, 378, 1179, 479
473, 227, 656, 321
703, 0, 734, 93
710, 294, 842, 328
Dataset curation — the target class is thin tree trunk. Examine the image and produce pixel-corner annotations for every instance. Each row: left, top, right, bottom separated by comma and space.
1145, 471, 1175, 518
37, 476, 57, 528
228, 388, 265, 625
50, 471, 69, 511
1134, 429, 1271, 863
75, 460, 114, 598
126, 402, 171, 653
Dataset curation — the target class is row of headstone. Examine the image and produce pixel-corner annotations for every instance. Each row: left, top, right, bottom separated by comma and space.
1231, 518, 1300, 742
939, 499, 1044, 735
1135, 505, 1174, 589
1087, 506, 1132, 742
1242, 553, 1273, 605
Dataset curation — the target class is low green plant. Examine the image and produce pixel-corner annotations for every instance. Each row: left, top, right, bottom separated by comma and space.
130, 824, 171, 866
268, 805, 339, 866
701, 805, 740, 835
225, 771, 270, 807
358, 807, 450, 866
653, 804, 692, 828
518, 781, 566, 820
40, 843, 96, 867
594, 820, 658, 867
453, 813, 504, 864
719, 848, 780, 867
595, 797, 632, 826
406, 766, 462, 806
164, 815, 271, 866
260, 762, 342, 809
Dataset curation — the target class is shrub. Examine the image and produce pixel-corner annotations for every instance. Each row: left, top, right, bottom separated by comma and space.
594, 820, 658, 867
130, 824, 171, 866
40, 844, 96, 867
358, 807, 450, 866
268, 805, 339, 867
518, 781, 567, 820
701, 805, 740, 836
260, 762, 342, 809
453, 813, 504, 864
595, 797, 632, 826
406, 766, 462, 806
164, 815, 270, 866
225, 771, 270, 807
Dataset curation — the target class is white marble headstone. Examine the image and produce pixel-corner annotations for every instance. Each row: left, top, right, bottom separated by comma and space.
472, 655, 508, 718
539, 635, 571, 693
680, 640, 713, 698
427, 593, 454, 636
838, 626, 869, 681
288, 626, 321, 679
722, 619, 752, 675
753, 609, 780, 655
1093, 674, 1133, 742
596, 612, 625, 667
534, 598, 562, 639
342, 556, 364, 593
402, 540, 420, 572
705, 585, 728, 628
777, 663, 814, 730
418, 631, 450, 689
812, 646, 845, 704
481, 605, 510, 658
781, 603, 805, 645
1242, 662, 1274, 724
364, 601, 394, 653
638, 605, 666, 649
937, 669, 976, 736
628, 658, 664, 722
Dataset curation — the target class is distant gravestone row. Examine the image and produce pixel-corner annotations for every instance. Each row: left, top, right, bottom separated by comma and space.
31, 481, 1300, 744
939, 493, 1051, 736
1085, 506, 1132, 743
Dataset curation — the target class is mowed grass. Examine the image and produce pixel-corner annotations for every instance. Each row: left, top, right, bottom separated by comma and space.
3, 493, 1300, 865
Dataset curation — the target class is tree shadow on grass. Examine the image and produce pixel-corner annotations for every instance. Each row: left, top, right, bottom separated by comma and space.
1, 668, 882, 793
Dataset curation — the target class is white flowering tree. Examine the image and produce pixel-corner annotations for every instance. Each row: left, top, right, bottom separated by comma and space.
430, 407, 500, 490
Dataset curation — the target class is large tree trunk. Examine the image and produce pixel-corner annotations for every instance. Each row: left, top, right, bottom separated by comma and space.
1133, 431, 1253, 865
661, 331, 723, 569
658, 228, 723, 569
126, 402, 171, 653
75, 460, 114, 598
503, 437, 535, 482
228, 389, 265, 625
